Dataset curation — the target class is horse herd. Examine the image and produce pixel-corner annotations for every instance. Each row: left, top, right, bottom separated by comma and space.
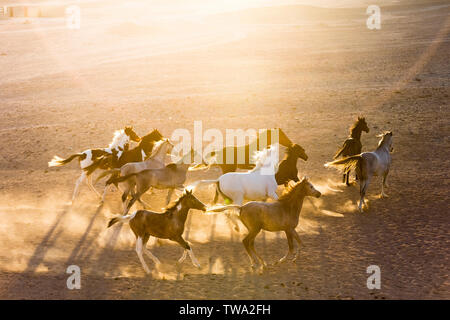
48, 117, 394, 273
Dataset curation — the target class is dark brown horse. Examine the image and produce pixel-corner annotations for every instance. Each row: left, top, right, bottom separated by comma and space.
194, 128, 293, 174
275, 144, 308, 186
334, 117, 369, 185
107, 189, 207, 274
207, 177, 321, 270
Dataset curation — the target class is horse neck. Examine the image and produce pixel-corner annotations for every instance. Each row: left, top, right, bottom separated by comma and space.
350, 126, 362, 140
173, 204, 190, 224
285, 151, 297, 164
148, 142, 168, 162
283, 191, 306, 218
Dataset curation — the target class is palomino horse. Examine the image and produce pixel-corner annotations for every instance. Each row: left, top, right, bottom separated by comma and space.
106, 148, 202, 214
48, 126, 140, 203
107, 189, 207, 274
325, 131, 393, 212
193, 128, 293, 174
207, 178, 321, 269
334, 117, 370, 185
97, 139, 173, 203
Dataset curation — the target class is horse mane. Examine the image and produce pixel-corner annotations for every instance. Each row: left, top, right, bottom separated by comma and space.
252, 144, 279, 171
109, 129, 128, 149
163, 193, 187, 214
149, 139, 166, 157
377, 131, 392, 148
278, 180, 306, 205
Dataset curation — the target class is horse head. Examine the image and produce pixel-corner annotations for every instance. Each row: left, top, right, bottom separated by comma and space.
377, 131, 393, 152
289, 144, 308, 161
124, 126, 140, 142
357, 117, 370, 133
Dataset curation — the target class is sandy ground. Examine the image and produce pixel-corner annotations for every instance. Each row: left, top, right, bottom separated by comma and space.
0, 0, 449, 299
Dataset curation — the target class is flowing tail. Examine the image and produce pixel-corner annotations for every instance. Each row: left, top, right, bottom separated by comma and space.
48, 153, 85, 167
325, 155, 362, 173
188, 179, 218, 191
333, 139, 352, 159
107, 211, 138, 228
206, 204, 242, 232
95, 169, 120, 184
206, 204, 241, 214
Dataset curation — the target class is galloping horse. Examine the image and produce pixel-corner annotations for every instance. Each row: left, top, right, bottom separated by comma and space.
191, 144, 280, 206
48, 126, 140, 203
207, 178, 321, 270
275, 143, 308, 186
333, 117, 369, 185
325, 131, 393, 212
107, 189, 207, 274
107, 148, 202, 214
194, 128, 293, 174
98, 138, 173, 203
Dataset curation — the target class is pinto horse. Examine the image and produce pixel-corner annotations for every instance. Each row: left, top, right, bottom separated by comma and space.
48, 126, 140, 203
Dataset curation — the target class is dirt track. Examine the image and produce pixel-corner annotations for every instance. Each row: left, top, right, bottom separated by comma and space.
0, 0, 449, 299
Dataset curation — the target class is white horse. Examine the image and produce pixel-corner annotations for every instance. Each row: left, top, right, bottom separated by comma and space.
191, 144, 280, 205
48, 126, 141, 203
325, 131, 393, 212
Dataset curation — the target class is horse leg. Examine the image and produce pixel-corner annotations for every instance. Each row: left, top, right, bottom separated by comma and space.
242, 229, 260, 268
166, 189, 174, 205
249, 235, 266, 268
359, 177, 371, 212
278, 230, 295, 263
142, 234, 161, 266
174, 236, 200, 268
345, 171, 350, 186
71, 171, 87, 203
135, 236, 151, 274
291, 230, 302, 262
213, 187, 219, 204
125, 193, 140, 215
121, 190, 129, 214
381, 170, 389, 198
342, 173, 346, 184
86, 173, 102, 199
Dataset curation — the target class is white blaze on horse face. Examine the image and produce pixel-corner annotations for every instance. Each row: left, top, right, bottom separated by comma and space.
141, 149, 146, 160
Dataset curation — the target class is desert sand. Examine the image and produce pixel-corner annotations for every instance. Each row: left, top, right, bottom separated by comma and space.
0, 0, 448, 299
